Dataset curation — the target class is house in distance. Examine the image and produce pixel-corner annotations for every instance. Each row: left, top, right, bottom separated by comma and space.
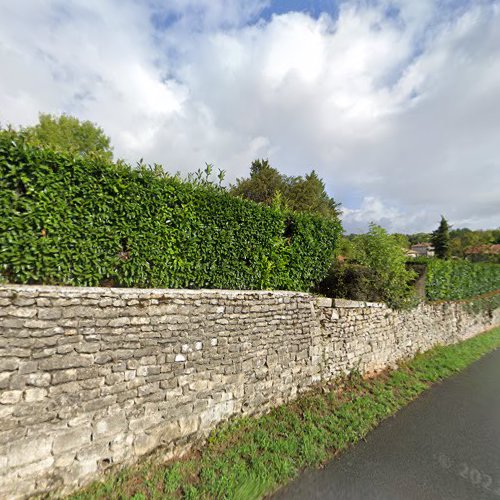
407, 242, 435, 258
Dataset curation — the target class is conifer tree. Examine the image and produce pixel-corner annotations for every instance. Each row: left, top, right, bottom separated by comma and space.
432, 216, 451, 259
230, 159, 341, 220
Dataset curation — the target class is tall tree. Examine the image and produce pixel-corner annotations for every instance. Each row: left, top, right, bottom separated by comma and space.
230, 159, 341, 220
230, 159, 283, 205
287, 170, 340, 218
24, 113, 113, 159
431, 216, 451, 259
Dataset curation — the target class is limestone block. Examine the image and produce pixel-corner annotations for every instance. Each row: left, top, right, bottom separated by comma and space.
330, 309, 340, 320
15, 456, 54, 479
39, 356, 92, 371
54, 451, 77, 468
199, 400, 235, 430
133, 433, 157, 456
315, 297, 332, 308
8, 436, 53, 467
129, 414, 163, 433
38, 308, 62, 320
0, 359, 19, 372
93, 415, 127, 440
0, 390, 22, 404
333, 298, 365, 308
53, 428, 91, 454
0, 372, 11, 390
24, 388, 48, 402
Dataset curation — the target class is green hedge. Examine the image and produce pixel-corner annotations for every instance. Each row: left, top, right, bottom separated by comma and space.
0, 132, 341, 291
426, 259, 500, 300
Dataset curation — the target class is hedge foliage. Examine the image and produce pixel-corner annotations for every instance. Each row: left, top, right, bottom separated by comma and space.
0, 132, 341, 291
426, 259, 500, 301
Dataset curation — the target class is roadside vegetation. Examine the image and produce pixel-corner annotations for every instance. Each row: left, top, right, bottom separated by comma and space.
426, 260, 500, 301
70, 327, 500, 500
0, 128, 341, 291
2, 115, 499, 309
316, 224, 418, 309
2, 115, 499, 500
317, 222, 500, 309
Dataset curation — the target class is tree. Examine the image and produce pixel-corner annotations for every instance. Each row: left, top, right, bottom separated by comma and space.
407, 232, 431, 246
318, 224, 417, 308
24, 113, 113, 159
431, 216, 451, 260
392, 233, 410, 249
286, 170, 341, 219
353, 224, 417, 307
334, 236, 356, 260
230, 159, 341, 220
230, 159, 283, 205
449, 227, 497, 257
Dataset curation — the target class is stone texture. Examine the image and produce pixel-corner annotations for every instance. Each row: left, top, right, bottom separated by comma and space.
0, 284, 498, 498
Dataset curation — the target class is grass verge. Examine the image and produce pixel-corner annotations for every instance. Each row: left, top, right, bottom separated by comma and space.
69, 327, 500, 500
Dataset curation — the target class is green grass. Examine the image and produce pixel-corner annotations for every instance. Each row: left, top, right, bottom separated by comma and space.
69, 327, 500, 500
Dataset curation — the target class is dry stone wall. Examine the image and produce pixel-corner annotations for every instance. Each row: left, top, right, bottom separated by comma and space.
0, 285, 498, 498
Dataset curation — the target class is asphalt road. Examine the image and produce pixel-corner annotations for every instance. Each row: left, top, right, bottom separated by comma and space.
274, 348, 500, 500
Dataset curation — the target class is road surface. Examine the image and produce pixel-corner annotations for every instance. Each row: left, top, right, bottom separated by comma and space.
275, 348, 500, 500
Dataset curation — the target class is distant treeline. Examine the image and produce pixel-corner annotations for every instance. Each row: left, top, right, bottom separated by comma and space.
406, 228, 500, 257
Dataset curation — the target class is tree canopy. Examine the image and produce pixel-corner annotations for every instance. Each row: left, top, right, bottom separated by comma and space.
230, 159, 341, 220
318, 224, 417, 309
352, 224, 417, 307
431, 216, 451, 260
449, 227, 500, 257
23, 113, 113, 160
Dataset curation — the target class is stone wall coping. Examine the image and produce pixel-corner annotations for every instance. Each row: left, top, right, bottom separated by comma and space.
313, 297, 387, 309
1, 285, 389, 310
0, 284, 312, 299
333, 298, 387, 309
314, 297, 333, 308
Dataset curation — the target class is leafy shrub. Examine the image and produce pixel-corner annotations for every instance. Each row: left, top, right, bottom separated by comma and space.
426, 260, 500, 301
316, 263, 385, 303
466, 253, 500, 264
0, 131, 341, 291
317, 225, 417, 309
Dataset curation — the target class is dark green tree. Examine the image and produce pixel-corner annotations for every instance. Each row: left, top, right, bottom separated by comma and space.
230, 159, 341, 220
407, 232, 432, 245
24, 113, 113, 159
230, 159, 283, 205
286, 170, 340, 219
431, 216, 451, 260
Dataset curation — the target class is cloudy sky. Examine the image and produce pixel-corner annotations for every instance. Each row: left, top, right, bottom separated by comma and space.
1, 0, 499, 233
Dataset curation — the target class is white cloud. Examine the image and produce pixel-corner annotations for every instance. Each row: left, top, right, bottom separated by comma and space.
342, 196, 433, 234
1, 0, 499, 233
